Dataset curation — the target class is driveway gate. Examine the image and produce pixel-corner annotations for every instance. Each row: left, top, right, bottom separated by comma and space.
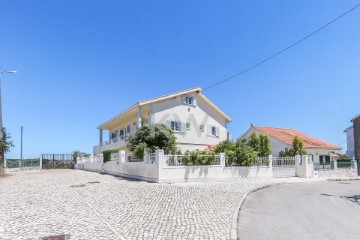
41, 154, 74, 169
272, 157, 296, 177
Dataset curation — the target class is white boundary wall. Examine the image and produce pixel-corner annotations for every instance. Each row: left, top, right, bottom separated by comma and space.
77, 150, 273, 183
77, 152, 358, 183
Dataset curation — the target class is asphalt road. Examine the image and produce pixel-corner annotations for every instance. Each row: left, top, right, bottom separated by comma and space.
239, 181, 360, 240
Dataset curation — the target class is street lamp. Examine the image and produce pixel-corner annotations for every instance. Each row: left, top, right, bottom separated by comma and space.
0, 70, 16, 167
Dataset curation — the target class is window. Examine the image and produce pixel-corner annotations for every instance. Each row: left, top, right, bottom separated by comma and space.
111, 131, 117, 139
207, 125, 219, 137
127, 125, 131, 135
183, 95, 195, 106
185, 96, 193, 105
186, 122, 191, 130
200, 125, 205, 132
211, 126, 216, 136
171, 121, 180, 132
167, 120, 186, 134
119, 129, 125, 140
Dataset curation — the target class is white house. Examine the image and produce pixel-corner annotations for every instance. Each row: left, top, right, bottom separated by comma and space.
242, 125, 342, 163
93, 87, 232, 155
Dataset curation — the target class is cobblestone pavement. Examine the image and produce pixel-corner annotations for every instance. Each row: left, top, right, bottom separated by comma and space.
0, 170, 314, 240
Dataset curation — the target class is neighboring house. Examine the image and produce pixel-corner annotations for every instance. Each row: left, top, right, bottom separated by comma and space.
344, 114, 360, 158
93, 87, 232, 155
344, 125, 355, 158
242, 125, 341, 163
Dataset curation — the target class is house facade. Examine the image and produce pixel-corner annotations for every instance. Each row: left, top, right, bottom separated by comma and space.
344, 125, 355, 158
344, 114, 360, 158
242, 125, 342, 163
93, 87, 231, 155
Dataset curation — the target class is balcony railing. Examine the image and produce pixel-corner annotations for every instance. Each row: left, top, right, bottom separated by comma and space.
93, 131, 137, 155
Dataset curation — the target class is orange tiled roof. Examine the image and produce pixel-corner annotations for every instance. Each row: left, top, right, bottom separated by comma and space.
253, 125, 341, 150
203, 145, 216, 152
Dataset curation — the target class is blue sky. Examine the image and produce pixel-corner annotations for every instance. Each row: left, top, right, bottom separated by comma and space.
1, 0, 359, 158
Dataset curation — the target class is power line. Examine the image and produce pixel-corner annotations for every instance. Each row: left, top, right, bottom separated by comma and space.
203, 3, 360, 91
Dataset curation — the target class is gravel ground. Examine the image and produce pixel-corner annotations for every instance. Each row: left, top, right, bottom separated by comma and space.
0, 169, 314, 240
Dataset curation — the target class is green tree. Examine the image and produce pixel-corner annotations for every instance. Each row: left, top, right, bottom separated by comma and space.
292, 136, 307, 155
278, 136, 306, 157
247, 133, 272, 157
72, 150, 91, 161
0, 128, 14, 164
127, 123, 176, 159
258, 134, 272, 157
278, 148, 295, 157
248, 133, 260, 152
215, 139, 257, 166
214, 140, 234, 153
102, 149, 118, 163
233, 139, 258, 166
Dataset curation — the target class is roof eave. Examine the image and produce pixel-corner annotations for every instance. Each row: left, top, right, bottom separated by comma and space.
197, 94, 232, 122
97, 104, 139, 130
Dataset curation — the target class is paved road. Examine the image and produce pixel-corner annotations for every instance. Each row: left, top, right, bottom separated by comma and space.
0, 170, 311, 240
239, 181, 360, 240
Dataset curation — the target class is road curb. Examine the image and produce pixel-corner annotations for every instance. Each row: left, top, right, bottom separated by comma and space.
230, 182, 287, 240
327, 177, 360, 181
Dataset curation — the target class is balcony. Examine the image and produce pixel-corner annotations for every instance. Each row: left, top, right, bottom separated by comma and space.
93, 131, 136, 155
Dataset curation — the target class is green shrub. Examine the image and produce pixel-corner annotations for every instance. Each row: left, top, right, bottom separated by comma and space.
215, 139, 257, 166
103, 150, 118, 163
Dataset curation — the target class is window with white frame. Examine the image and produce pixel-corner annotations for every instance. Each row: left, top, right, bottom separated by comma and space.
207, 125, 219, 137
186, 122, 191, 130
186, 96, 193, 105
200, 124, 205, 132
171, 121, 180, 132
212, 126, 216, 136
183, 95, 195, 106
166, 120, 186, 134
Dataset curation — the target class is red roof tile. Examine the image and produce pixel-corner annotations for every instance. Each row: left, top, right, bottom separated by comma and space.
203, 145, 216, 152
253, 125, 341, 150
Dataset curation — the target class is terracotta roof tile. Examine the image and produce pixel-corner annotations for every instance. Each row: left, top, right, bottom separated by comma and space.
253, 125, 341, 150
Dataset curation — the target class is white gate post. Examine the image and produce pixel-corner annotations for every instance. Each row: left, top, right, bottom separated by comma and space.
120, 150, 126, 163
144, 151, 149, 164
351, 157, 358, 177
268, 155, 273, 177
296, 155, 313, 178
305, 155, 313, 178
156, 150, 164, 183
268, 155, 273, 167
156, 150, 165, 167
295, 155, 303, 177
220, 153, 225, 167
